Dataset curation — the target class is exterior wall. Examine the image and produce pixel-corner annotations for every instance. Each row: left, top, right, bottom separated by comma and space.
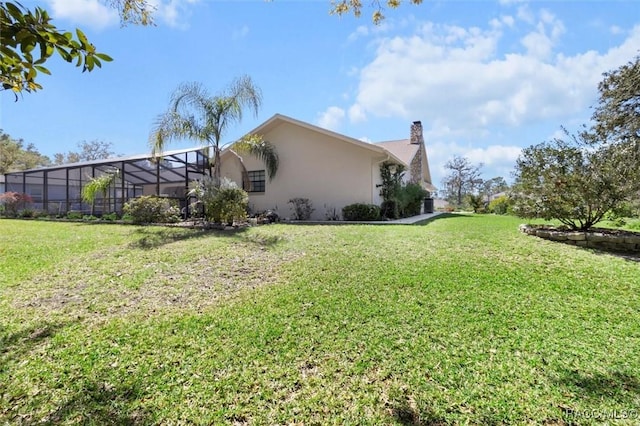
220, 121, 388, 220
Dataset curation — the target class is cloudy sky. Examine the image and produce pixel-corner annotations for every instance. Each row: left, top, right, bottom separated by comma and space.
2, 0, 638, 187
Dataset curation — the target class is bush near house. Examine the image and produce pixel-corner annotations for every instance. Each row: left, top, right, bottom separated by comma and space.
398, 183, 428, 217
206, 185, 249, 225
342, 203, 381, 221
288, 198, 314, 220
123, 196, 181, 224
0, 192, 33, 217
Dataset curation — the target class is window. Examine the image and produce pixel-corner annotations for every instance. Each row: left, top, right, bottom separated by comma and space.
245, 170, 265, 193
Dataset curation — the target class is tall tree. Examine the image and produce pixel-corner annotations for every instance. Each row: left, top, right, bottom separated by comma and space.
441, 156, 482, 206
54, 140, 117, 165
589, 55, 640, 189
0, 130, 50, 173
150, 76, 279, 185
0, 1, 152, 97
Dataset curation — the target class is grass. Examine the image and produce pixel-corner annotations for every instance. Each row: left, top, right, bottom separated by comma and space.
1, 215, 639, 425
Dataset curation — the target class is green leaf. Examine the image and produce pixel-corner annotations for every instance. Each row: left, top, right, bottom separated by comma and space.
95, 53, 113, 62
76, 28, 89, 47
34, 65, 51, 75
5, 2, 25, 20
56, 46, 73, 62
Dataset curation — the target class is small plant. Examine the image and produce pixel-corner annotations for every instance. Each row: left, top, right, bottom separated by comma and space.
66, 211, 83, 220
324, 205, 340, 221
487, 195, 513, 215
342, 203, 381, 221
83, 214, 99, 221
289, 198, 314, 220
101, 212, 118, 221
123, 196, 181, 224
0, 192, 33, 217
19, 208, 36, 218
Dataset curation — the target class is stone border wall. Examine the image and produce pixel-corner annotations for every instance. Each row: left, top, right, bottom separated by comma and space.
519, 224, 640, 253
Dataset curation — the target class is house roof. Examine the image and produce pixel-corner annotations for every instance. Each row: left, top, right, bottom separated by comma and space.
241, 113, 407, 166
375, 139, 419, 166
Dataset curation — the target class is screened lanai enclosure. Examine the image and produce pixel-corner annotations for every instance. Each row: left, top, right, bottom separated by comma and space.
4, 147, 209, 216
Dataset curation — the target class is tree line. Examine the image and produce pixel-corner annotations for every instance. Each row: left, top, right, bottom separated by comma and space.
0, 135, 117, 174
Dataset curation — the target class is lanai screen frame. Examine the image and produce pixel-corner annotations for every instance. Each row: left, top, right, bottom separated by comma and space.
3, 147, 210, 215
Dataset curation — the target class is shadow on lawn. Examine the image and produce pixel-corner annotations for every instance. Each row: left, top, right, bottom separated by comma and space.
129, 226, 245, 250
0, 320, 74, 374
42, 380, 151, 425
556, 369, 640, 406
1, 321, 152, 424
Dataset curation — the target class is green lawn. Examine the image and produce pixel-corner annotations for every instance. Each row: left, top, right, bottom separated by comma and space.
1, 215, 639, 425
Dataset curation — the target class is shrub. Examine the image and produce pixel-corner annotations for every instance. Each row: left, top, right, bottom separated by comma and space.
83, 215, 99, 221
289, 198, 314, 220
513, 132, 640, 230
342, 203, 381, 221
488, 195, 512, 215
398, 183, 428, 217
19, 208, 36, 218
380, 199, 399, 219
206, 185, 248, 224
188, 177, 248, 224
123, 196, 181, 224
102, 212, 118, 221
66, 211, 83, 220
465, 194, 485, 213
0, 192, 33, 217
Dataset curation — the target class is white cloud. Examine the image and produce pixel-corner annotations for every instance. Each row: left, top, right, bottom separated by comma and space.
46, 0, 118, 30
348, 104, 367, 123
144, 0, 200, 28
317, 106, 346, 131
346, 13, 640, 136
465, 144, 522, 167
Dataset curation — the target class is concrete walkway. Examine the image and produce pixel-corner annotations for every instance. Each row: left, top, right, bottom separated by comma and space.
388, 211, 443, 224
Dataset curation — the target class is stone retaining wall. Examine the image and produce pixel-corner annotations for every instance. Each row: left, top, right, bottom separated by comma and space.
519, 224, 640, 253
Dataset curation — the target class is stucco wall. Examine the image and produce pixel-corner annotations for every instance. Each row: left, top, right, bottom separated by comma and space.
220, 121, 388, 220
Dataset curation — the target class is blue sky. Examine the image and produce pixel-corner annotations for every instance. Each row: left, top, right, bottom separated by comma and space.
1, 0, 639, 188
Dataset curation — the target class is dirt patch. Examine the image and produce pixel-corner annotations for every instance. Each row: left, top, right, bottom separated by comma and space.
13, 241, 303, 321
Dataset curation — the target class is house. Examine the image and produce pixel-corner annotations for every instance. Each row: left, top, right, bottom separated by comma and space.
3, 114, 434, 220
220, 114, 434, 220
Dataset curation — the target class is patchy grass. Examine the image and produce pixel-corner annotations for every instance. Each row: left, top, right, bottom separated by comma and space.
1, 215, 639, 425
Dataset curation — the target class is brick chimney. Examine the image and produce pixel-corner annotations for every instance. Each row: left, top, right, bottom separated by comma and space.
410, 121, 424, 145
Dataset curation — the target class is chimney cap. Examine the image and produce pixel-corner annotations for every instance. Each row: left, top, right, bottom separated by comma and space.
412, 120, 422, 125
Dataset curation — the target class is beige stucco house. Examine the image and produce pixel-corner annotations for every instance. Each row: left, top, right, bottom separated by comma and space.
220, 114, 434, 220
3, 114, 433, 219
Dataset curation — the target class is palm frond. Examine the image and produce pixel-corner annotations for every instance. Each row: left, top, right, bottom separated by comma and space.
233, 134, 279, 180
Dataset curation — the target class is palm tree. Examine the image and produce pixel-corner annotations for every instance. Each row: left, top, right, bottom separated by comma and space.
82, 169, 119, 215
149, 76, 278, 185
